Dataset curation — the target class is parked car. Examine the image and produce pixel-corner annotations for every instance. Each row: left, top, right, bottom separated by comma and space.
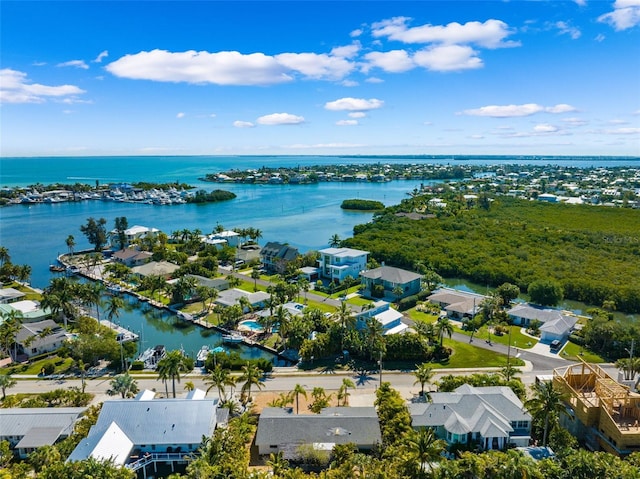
550, 339, 562, 351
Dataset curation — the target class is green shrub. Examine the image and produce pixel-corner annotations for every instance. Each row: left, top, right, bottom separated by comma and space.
42, 363, 55, 375
130, 361, 144, 371
569, 333, 586, 346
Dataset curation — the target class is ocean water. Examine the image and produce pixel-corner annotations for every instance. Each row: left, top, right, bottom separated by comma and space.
1, 155, 638, 359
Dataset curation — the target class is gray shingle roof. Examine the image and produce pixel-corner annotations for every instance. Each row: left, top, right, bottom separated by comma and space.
360, 266, 422, 284
256, 407, 381, 450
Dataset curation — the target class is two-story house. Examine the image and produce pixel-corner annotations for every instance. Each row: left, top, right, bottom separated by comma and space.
317, 247, 369, 284
360, 265, 422, 300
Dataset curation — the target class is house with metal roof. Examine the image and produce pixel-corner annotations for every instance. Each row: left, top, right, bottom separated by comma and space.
355, 301, 408, 335
110, 225, 160, 249
216, 288, 269, 311
15, 319, 69, 359
0, 300, 51, 323
255, 407, 381, 459
0, 287, 25, 304
0, 407, 86, 458
260, 242, 300, 273
360, 265, 422, 301
68, 390, 227, 475
409, 385, 531, 450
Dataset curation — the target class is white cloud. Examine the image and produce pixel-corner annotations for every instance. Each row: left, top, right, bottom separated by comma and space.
350, 28, 363, 38
604, 127, 640, 134
209, 113, 217, 118
32, 61, 47, 67
176, 112, 185, 119
413, 45, 482, 71
595, 33, 606, 42
107, 49, 292, 85
256, 113, 305, 125
62, 109, 74, 114
598, 0, 640, 30
574, 0, 587, 6
0, 68, 86, 104
555, 21, 581, 39
349, 112, 366, 118
341, 79, 359, 87
324, 97, 384, 111
365, 77, 384, 83
534, 123, 559, 133
363, 50, 414, 73
274, 52, 354, 80
469, 134, 484, 139
336, 119, 358, 126
562, 117, 588, 126
371, 17, 518, 49
463, 103, 577, 117
609, 119, 628, 124
233, 120, 255, 128
93, 50, 109, 63
331, 42, 360, 59
57, 60, 89, 69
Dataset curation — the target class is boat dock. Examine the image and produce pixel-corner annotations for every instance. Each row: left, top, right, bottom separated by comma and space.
100, 320, 139, 343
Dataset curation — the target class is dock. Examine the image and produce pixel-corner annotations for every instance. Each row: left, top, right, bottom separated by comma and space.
100, 320, 139, 343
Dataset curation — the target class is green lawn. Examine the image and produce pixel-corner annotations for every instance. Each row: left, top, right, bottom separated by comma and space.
455, 325, 537, 350
437, 337, 525, 369
406, 308, 439, 324
3, 356, 75, 376
345, 296, 372, 307
561, 341, 606, 363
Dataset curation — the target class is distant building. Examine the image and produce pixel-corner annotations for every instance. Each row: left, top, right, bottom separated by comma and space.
360, 265, 422, 301
355, 301, 408, 335
131, 261, 179, 279
427, 288, 486, 320
203, 230, 240, 248
110, 225, 160, 249
317, 247, 369, 283
111, 248, 153, 267
260, 242, 299, 273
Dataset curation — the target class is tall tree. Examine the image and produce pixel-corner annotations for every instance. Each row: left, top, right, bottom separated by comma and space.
0, 373, 17, 400
114, 216, 129, 249
435, 317, 453, 346
413, 363, 435, 398
79, 217, 108, 251
337, 378, 355, 407
250, 266, 261, 291
334, 301, 356, 351
105, 295, 125, 323
524, 380, 569, 446
291, 383, 307, 414
157, 350, 187, 398
205, 364, 236, 401
404, 428, 447, 475
329, 234, 341, 247
239, 362, 264, 404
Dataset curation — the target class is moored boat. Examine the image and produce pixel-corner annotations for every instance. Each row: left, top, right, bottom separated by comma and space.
196, 345, 210, 366
222, 333, 244, 344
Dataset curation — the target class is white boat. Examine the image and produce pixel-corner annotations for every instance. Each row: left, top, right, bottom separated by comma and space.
222, 333, 244, 344
196, 345, 210, 366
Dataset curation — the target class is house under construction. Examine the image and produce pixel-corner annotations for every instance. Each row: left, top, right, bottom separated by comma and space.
553, 361, 640, 456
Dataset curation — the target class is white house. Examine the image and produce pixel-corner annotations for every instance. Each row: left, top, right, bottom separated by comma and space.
16, 319, 69, 359
317, 247, 369, 283
68, 390, 227, 474
507, 304, 578, 343
409, 385, 531, 450
355, 301, 408, 335
427, 288, 486, 320
203, 230, 240, 248
110, 225, 160, 249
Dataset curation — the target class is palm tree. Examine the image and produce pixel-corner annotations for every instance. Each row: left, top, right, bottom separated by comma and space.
205, 364, 236, 401
239, 362, 264, 404
435, 317, 453, 346
251, 267, 261, 291
0, 310, 23, 360
107, 373, 139, 398
184, 381, 195, 392
337, 378, 355, 407
405, 428, 446, 475
298, 277, 310, 303
392, 285, 404, 307
291, 383, 307, 414
329, 234, 341, 247
0, 373, 17, 400
365, 316, 385, 361
500, 363, 521, 382
0, 247, 10, 267
156, 350, 186, 398
273, 305, 291, 342
42, 276, 77, 327
524, 380, 569, 446
80, 282, 104, 320
226, 274, 241, 289
334, 301, 356, 351
413, 321, 438, 345
77, 360, 87, 393
413, 363, 435, 398
105, 295, 124, 323
66, 235, 75, 257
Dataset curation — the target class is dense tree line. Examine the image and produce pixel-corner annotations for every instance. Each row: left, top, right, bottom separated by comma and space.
187, 189, 236, 203
340, 199, 385, 210
345, 196, 640, 312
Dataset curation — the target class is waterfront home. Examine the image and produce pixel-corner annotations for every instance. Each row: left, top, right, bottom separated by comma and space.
110, 225, 160, 249
68, 389, 227, 474
0, 300, 51, 323
409, 385, 531, 450
360, 265, 422, 301
216, 288, 269, 311
15, 319, 69, 360
507, 304, 578, 343
260, 242, 299, 273
112, 248, 153, 267
203, 230, 240, 248
426, 288, 486, 320
186, 274, 229, 291
0, 287, 25, 304
255, 407, 381, 459
317, 247, 369, 284
0, 407, 86, 458
131, 260, 179, 279
554, 363, 640, 456
355, 301, 408, 335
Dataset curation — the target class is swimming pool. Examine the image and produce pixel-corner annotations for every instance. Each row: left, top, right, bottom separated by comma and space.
238, 319, 265, 332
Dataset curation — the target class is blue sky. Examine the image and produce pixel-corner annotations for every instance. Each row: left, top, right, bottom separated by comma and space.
1, 0, 639, 157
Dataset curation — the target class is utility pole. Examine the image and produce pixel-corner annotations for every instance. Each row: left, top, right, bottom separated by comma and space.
379, 350, 383, 389
506, 326, 512, 380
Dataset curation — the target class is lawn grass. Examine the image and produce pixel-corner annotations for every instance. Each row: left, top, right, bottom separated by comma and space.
345, 296, 372, 307
7, 282, 42, 300
6, 356, 76, 376
437, 337, 524, 369
454, 325, 537, 350
406, 308, 439, 324
561, 341, 606, 363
